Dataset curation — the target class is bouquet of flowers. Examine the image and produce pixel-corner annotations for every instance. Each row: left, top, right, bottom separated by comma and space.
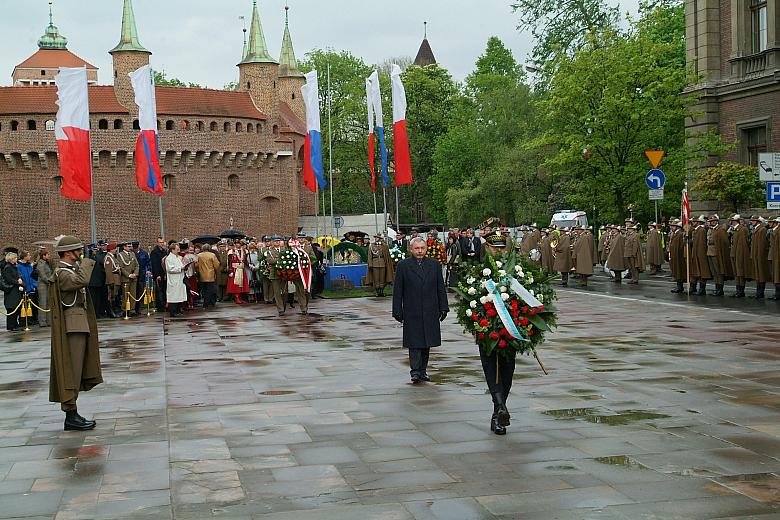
425, 238, 447, 265
258, 257, 270, 277
275, 249, 309, 282
454, 248, 558, 359
389, 246, 405, 265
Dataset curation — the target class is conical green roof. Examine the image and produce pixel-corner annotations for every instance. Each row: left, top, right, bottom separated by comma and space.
110, 0, 149, 54
278, 6, 302, 77
240, 1, 277, 65
38, 4, 68, 50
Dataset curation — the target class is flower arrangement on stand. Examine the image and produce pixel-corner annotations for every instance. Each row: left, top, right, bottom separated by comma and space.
275, 249, 309, 282
425, 238, 447, 265
389, 246, 405, 265
454, 248, 558, 360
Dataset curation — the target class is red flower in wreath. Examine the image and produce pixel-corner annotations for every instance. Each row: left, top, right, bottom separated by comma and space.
498, 339, 507, 348
489, 331, 500, 340
486, 309, 497, 317
478, 332, 485, 340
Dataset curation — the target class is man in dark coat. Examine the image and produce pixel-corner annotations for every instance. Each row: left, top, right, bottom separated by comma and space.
133, 241, 151, 313
88, 240, 108, 318
392, 236, 449, 383
459, 229, 482, 265
50, 235, 102, 431
150, 237, 167, 312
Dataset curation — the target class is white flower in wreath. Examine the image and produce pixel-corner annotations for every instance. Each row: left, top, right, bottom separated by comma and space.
514, 265, 523, 273
538, 294, 545, 303
479, 296, 488, 305
530, 289, 535, 296
495, 261, 503, 268
469, 300, 477, 309
466, 276, 475, 284
482, 268, 491, 276
499, 285, 507, 293
466, 309, 473, 317
516, 271, 525, 279
467, 287, 477, 295
501, 292, 510, 301
498, 270, 506, 277
527, 276, 534, 284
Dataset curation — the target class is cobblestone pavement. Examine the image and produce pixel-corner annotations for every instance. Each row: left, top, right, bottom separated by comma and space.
1, 287, 779, 519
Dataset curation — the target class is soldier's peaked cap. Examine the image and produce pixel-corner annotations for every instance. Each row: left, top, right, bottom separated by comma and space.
750, 215, 761, 220
709, 214, 720, 221
55, 235, 84, 252
730, 214, 742, 221
697, 215, 707, 222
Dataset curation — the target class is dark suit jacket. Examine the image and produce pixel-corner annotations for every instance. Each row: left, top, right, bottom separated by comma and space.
459, 236, 482, 262
392, 257, 449, 349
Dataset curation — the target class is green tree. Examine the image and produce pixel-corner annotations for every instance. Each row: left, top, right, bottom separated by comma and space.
692, 161, 764, 213
152, 69, 201, 88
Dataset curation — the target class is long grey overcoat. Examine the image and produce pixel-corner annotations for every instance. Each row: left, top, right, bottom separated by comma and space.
392, 257, 449, 349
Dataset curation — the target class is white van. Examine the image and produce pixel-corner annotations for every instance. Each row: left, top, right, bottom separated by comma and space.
550, 210, 588, 229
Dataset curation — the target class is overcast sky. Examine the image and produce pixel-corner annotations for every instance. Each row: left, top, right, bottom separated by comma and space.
2, 0, 639, 89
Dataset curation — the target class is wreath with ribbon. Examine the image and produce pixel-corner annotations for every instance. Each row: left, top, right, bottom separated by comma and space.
425, 238, 447, 265
275, 247, 310, 283
454, 248, 558, 359
389, 246, 405, 265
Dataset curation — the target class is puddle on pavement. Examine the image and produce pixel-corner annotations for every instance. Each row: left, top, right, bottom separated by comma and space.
594, 455, 648, 469
543, 407, 671, 425
238, 359, 272, 367
259, 390, 296, 396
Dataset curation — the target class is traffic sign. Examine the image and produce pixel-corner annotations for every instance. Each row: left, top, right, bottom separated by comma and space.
649, 188, 664, 201
644, 150, 666, 169
333, 216, 344, 229
758, 153, 780, 181
767, 181, 780, 210
645, 169, 666, 189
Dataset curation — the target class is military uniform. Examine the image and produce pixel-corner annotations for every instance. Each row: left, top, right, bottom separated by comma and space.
690, 218, 712, 294
623, 225, 643, 285
366, 237, 394, 296
265, 238, 286, 315
646, 225, 663, 274
730, 216, 752, 297
667, 220, 687, 293
572, 228, 594, 286
706, 216, 733, 296
291, 234, 316, 314
103, 246, 121, 315
49, 236, 102, 431
749, 217, 771, 298
117, 244, 139, 313
552, 230, 573, 286
216, 246, 229, 301
88, 240, 108, 318
769, 217, 780, 300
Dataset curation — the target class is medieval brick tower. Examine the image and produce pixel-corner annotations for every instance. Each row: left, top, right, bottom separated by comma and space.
0, 0, 315, 249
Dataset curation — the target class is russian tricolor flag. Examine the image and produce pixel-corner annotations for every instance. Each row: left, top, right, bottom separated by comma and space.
129, 65, 163, 196
301, 70, 326, 192
365, 78, 376, 192
391, 64, 413, 186
368, 70, 389, 187
54, 67, 91, 201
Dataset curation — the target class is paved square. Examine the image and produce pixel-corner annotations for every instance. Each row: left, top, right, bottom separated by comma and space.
1, 289, 779, 519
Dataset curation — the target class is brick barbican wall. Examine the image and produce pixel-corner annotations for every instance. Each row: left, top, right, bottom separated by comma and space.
719, 90, 780, 161
277, 76, 305, 121
239, 64, 278, 120
0, 112, 306, 249
13, 67, 98, 85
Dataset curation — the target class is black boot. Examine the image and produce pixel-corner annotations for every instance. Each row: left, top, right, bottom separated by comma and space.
711, 284, 724, 296
75, 411, 96, 429
379, 288, 385, 297
671, 281, 684, 293
688, 281, 698, 295
494, 392, 510, 427
696, 280, 707, 296
754, 283, 765, 299
733, 285, 745, 298
771, 284, 780, 300
64, 410, 96, 431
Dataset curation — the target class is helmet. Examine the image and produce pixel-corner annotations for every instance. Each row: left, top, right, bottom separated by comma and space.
54, 235, 84, 253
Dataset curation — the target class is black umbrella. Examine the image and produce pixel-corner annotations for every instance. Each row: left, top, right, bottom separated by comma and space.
219, 230, 246, 239
343, 231, 368, 240
192, 234, 220, 245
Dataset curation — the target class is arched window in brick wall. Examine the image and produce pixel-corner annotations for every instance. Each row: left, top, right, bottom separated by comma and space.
27, 120, 36, 130
113, 119, 123, 129
98, 119, 108, 130
45, 120, 55, 131
228, 174, 239, 190
197, 121, 204, 131
291, 92, 296, 100
166, 120, 174, 131
11, 120, 19, 131
210, 122, 218, 132
223, 122, 230, 132
52, 175, 63, 188
163, 174, 175, 190
247, 123, 254, 133
180, 120, 190, 131
272, 125, 279, 136
133, 119, 140, 130
236, 122, 243, 133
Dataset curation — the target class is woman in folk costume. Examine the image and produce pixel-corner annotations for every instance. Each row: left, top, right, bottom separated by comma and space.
226, 241, 249, 304
165, 242, 187, 317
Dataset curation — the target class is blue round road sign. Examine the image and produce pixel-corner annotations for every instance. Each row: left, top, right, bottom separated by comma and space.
645, 169, 666, 190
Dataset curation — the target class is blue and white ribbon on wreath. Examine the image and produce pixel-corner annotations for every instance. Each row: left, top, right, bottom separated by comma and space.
484, 279, 528, 342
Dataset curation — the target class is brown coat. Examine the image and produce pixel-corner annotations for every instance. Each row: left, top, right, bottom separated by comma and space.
217, 250, 230, 285
49, 259, 102, 404
667, 229, 686, 281
552, 233, 573, 273
103, 252, 120, 286
196, 250, 221, 283
520, 229, 540, 254
572, 232, 594, 275
771, 227, 780, 284
540, 235, 555, 273
646, 228, 663, 266
623, 232, 644, 270
690, 225, 711, 280
750, 224, 771, 283
731, 224, 752, 279
711, 226, 734, 281
606, 233, 627, 271
366, 242, 394, 285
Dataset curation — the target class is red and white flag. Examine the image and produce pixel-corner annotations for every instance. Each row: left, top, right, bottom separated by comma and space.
681, 184, 691, 227
365, 78, 376, 192
391, 64, 412, 186
129, 64, 163, 195
54, 67, 91, 200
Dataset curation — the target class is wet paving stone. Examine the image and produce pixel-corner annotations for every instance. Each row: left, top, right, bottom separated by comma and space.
0, 291, 779, 518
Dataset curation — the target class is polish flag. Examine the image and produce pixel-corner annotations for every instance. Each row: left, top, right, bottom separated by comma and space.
129, 65, 163, 195
368, 70, 388, 187
54, 67, 91, 201
301, 70, 326, 192
366, 78, 376, 192
681, 184, 691, 227
391, 64, 413, 186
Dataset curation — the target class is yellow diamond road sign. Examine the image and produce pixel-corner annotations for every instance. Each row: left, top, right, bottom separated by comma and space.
645, 150, 665, 169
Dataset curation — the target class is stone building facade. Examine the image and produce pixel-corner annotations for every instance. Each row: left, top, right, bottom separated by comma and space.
0, 0, 314, 249
685, 0, 780, 173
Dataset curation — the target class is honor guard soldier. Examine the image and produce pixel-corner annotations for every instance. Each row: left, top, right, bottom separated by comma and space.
88, 240, 108, 318
103, 242, 121, 317
216, 241, 229, 302
667, 219, 687, 293
706, 215, 733, 296
50, 235, 103, 431
623, 222, 644, 285
265, 235, 287, 315
117, 242, 139, 314
367, 233, 394, 296
606, 225, 626, 282
291, 233, 316, 314
690, 216, 712, 295
749, 215, 771, 299
646, 222, 663, 274
729, 215, 752, 297
769, 217, 780, 300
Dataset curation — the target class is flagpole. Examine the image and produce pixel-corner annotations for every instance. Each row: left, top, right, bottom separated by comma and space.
89, 155, 97, 244
373, 191, 379, 235
327, 63, 335, 264
158, 196, 165, 238
382, 185, 388, 231
395, 186, 400, 231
